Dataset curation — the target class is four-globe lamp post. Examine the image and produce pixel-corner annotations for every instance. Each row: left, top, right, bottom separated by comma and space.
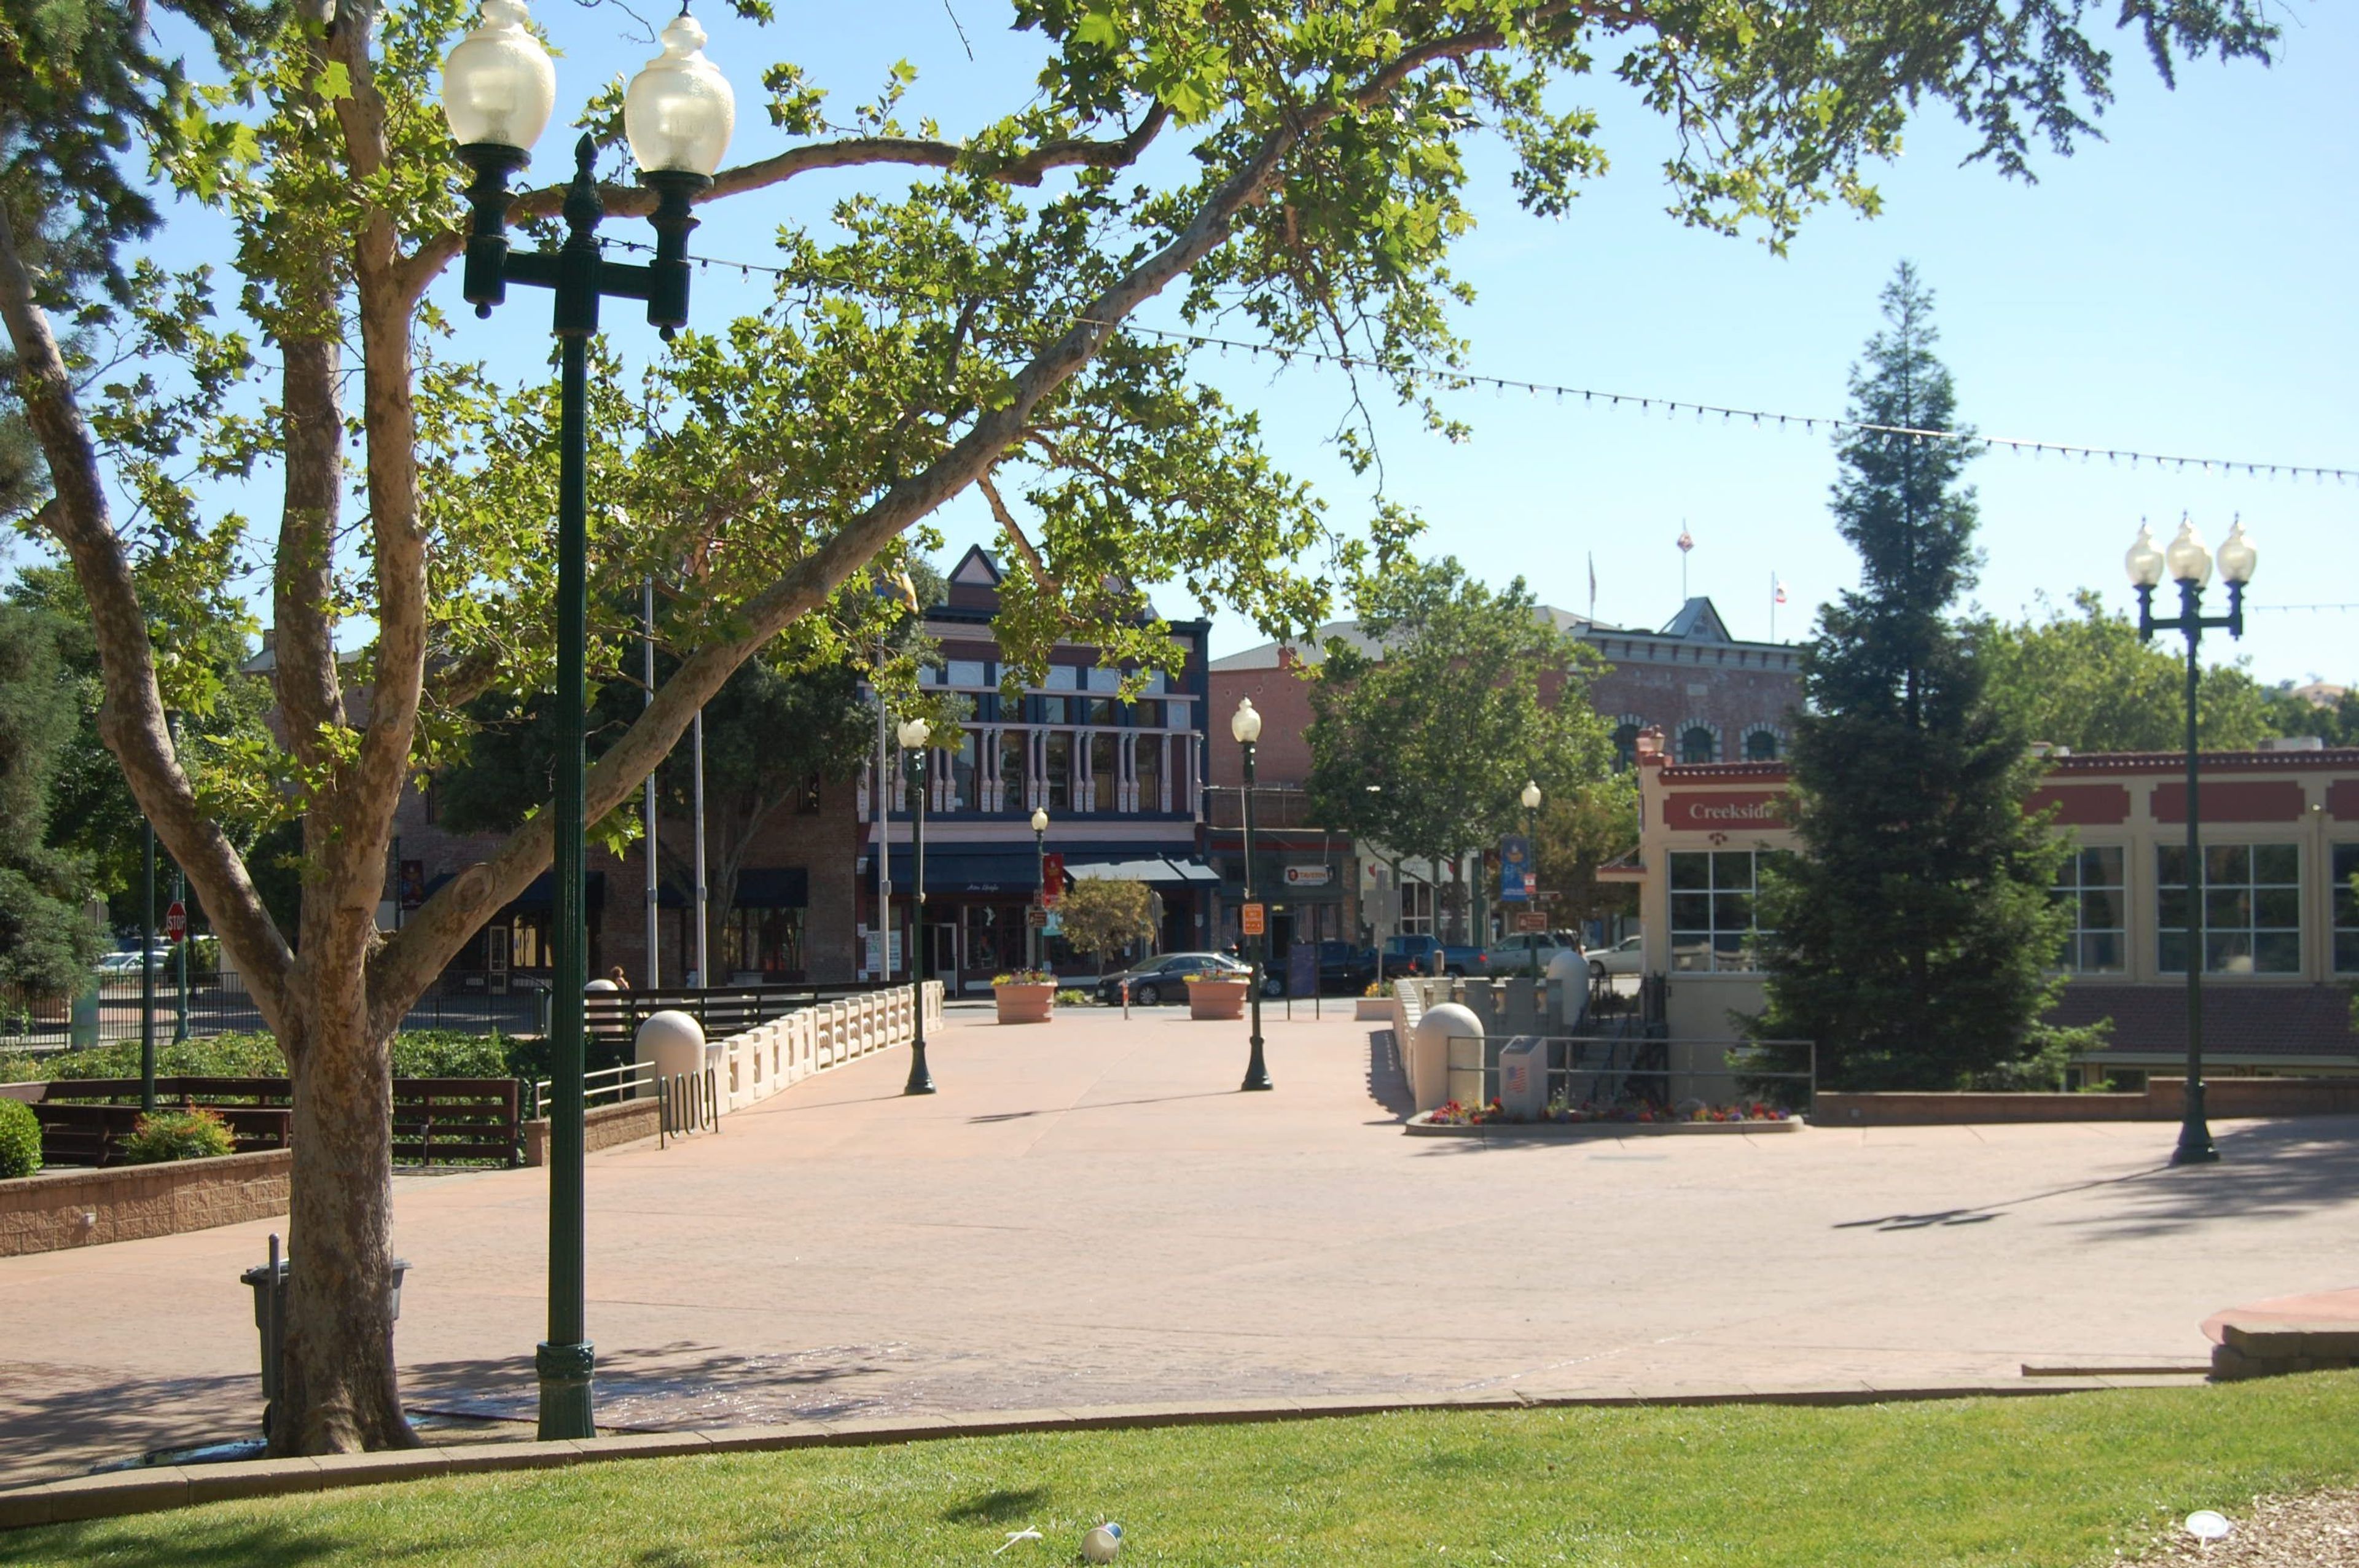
2124, 516, 2259, 1168
439, 0, 735, 1441
1520, 779, 1542, 980
1233, 698, 1272, 1091
898, 717, 937, 1096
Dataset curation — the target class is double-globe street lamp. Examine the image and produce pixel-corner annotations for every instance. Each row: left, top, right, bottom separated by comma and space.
1519, 779, 1542, 980
898, 717, 937, 1095
440, 0, 735, 1440
1232, 698, 1272, 1091
2124, 516, 2259, 1168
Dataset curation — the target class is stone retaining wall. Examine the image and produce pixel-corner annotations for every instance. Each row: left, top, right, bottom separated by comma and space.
0, 1149, 291, 1257
1815, 1076, 2359, 1126
519, 1098, 661, 1167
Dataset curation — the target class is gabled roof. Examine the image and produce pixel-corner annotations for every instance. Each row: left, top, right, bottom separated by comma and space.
948, 545, 1003, 587
1657, 596, 1732, 642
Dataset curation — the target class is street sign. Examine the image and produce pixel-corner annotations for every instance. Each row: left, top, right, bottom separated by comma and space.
164, 900, 187, 943
1240, 902, 1266, 937
1516, 910, 1547, 932
1026, 905, 1047, 927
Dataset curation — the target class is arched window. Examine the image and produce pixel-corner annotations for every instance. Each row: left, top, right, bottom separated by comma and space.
1611, 722, 1641, 770
1743, 728, 1780, 762
1679, 725, 1718, 765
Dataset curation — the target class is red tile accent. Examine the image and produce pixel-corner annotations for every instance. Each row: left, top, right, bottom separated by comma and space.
2026, 784, 2131, 825
2328, 779, 2359, 820
2150, 779, 2306, 824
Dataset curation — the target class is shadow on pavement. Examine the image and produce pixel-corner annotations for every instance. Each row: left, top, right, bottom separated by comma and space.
1364, 1029, 1413, 1119
0, 1366, 259, 1491
1829, 1115, 2359, 1239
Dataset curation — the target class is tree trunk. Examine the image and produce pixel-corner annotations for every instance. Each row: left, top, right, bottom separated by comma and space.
273, 987, 414, 1453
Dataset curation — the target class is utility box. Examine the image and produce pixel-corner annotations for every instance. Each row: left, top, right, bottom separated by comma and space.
1499, 1035, 1550, 1120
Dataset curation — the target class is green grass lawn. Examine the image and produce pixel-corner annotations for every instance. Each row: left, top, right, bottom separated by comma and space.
7, 1377, 2357, 1566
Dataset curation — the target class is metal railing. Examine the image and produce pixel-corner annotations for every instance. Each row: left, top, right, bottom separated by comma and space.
1443, 1034, 1815, 1115
528, 1059, 654, 1120
1, 970, 552, 1053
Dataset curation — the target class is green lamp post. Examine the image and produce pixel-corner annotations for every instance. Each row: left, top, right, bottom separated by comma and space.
439, 0, 736, 1441
1030, 806, 1050, 972
1234, 697, 1272, 1091
1519, 779, 1541, 980
2125, 515, 2258, 1169
899, 716, 937, 1095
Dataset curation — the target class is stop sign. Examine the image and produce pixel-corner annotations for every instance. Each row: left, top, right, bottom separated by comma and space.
165, 901, 187, 943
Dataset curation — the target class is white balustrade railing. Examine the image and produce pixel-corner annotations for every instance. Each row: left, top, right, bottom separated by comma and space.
704, 981, 945, 1114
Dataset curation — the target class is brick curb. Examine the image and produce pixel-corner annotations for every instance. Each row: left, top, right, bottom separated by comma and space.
0, 1375, 2206, 1531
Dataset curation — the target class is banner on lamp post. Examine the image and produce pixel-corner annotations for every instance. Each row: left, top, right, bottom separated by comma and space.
1498, 835, 1532, 902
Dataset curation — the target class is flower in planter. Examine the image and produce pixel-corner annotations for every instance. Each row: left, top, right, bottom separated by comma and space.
991, 970, 1057, 986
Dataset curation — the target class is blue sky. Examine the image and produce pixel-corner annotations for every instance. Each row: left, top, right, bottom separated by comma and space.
43, 3, 2359, 684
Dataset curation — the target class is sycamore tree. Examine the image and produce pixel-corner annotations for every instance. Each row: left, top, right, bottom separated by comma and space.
1307, 556, 1611, 937
1, 0, 2281, 1455
1975, 588, 2276, 754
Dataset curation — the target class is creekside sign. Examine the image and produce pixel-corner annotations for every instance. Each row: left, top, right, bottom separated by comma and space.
1662, 791, 1791, 831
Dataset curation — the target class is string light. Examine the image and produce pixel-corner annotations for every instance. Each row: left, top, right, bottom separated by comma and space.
594, 236, 2357, 486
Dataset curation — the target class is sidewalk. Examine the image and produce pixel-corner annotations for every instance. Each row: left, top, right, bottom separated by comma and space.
2, 1004, 2353, 1486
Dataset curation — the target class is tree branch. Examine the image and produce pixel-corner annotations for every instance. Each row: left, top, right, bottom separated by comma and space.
0, 205, 294, 1023
397, 106, 1172, 308
370, 18, 1527, 1029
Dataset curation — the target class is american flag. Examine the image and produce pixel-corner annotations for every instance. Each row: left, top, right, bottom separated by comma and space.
1774, 575, 1788, 605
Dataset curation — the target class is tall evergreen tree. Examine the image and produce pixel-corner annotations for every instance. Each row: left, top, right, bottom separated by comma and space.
1754, 264, 2071, 1091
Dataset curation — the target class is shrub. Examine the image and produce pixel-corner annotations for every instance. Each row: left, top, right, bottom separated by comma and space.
991, 970, 1056, 986
0, 1097, 41, 1177
1, 1029, 536, 1086
1054, 989, 1091, 1006
120, 1105, 237, 1163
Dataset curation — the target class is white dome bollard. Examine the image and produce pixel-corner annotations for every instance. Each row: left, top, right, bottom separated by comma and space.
585, 978, 619, 993
1546, 946, 1590, 1032
1410, 1001, 1480, 1114
635, 1008, 707, 1083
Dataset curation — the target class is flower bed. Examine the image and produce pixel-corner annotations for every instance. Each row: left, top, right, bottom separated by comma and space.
1410, 1097, 1801, 1137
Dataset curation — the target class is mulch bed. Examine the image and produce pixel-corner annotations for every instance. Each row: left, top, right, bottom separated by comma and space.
2142, 1488, 2359, 1566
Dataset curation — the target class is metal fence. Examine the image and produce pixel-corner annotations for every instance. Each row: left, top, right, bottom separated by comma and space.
1443, 1034, 1816, 1115
1, 970, 552, 1055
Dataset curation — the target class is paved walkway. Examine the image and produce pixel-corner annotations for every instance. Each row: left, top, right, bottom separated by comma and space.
4, 1005, 2356, 1485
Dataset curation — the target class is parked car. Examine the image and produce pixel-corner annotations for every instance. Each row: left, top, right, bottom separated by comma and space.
1092, 951, 1250, 1006
1375, 934, 1481, 978
1475, 930, 1585, 978
1589, 933, 1645, 979
1313, 940, 1377, 994
92, 948, 171, 978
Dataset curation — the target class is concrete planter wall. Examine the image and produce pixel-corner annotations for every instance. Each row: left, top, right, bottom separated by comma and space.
1187, 978, 1248, 1020
993, 983, 1055, 1024
0, 1149, 291, 1257
520, 1098, 662, 1166
1814, 1076, 2359, 1126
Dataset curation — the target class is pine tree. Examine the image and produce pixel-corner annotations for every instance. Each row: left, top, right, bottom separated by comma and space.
1754, 264, 2071, 1090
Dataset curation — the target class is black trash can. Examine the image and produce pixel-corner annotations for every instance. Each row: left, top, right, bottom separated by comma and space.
240, 1235, 410, 1423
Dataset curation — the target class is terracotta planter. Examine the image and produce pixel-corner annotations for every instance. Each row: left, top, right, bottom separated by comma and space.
1187, 977, 1249, 1020
993, 982, 1056, 1024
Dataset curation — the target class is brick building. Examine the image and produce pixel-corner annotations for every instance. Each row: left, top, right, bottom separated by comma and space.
1622, 737, 2359, 1082
853, 547, 1217, 993
1204, 596, 1804, 950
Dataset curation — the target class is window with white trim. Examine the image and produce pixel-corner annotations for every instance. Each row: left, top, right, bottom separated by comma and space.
2336, 843, 2359, 974
1399, 880, 1436, 937
2054, 844, 2126, 973
2158, 842, 2300, 975
1667, 850, 1780, 972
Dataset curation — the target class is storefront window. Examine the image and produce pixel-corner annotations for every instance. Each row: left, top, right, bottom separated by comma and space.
2158, 843, 2300, 975
999, 730, 1029, 812
724, 905, 805, 978
2336, 844, 2359, 973
2055, 845, 2127, 973
1399, 880, 1435, 937
1133, 731, 1162, 813
951, 733, 977, 812
1667, 850, 1777, 972
1044, 732, 1073, 812
1089, 732, 1117, 812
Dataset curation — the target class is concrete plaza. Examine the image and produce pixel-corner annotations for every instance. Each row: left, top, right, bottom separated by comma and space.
3, 1004, 2355, 1486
